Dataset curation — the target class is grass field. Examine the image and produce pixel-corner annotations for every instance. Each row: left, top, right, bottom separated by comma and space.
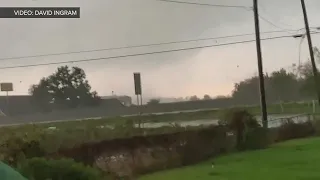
0, 102, 317, 152
122, 102, 320, 124
4, 102, 318, 128
140, 137, 320, 180
0, 120, 201, 151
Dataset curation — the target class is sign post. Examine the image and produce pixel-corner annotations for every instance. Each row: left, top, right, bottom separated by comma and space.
0, 83, 13, 115
133, 73, 143, 128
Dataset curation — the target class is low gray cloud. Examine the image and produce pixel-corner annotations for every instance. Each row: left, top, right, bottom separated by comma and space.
0, 0, 319, 98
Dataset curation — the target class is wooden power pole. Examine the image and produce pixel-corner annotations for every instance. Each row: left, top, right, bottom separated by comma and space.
300, 0, 320, 105
253, 0, 268, 128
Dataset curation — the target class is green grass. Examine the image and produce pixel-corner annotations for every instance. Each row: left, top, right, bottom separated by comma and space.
140, 137, 320, 180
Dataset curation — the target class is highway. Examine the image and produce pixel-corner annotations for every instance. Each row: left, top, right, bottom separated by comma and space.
0, 107, 232, 127
0, 111, 311, 129
136, 114, 311, 129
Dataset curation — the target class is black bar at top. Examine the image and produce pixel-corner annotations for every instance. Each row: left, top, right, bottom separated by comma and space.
0, 7, 80, 18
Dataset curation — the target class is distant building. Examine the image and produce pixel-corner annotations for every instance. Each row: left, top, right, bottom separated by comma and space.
101, 95, 132, 107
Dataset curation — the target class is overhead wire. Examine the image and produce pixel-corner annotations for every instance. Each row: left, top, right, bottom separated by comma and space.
0, 0, 313, 61
156, 0, 305, 33
258, 14, 295, 32
156, 0, 315, 72
155, 0, 250, 9
1, 0, 317, 67
0, 29, 309, 61
258, 3, 296, 30
1, 32, 319, 70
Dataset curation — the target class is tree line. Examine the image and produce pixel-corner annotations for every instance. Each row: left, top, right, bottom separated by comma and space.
232, 47, 320, 104
148, 47, 320, 105
30, 47, 320, 111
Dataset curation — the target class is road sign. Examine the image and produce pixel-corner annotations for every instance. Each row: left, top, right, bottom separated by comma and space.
133, 73, 142, 95
0, 83, 13, 92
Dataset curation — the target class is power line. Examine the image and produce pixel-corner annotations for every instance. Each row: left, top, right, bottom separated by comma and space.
258, 14, 294, 32
1, 32, 319, 70
158, 0, 314, 34
156, 0, 250, 9
156, 0, 292, 32
258, 3, 295, 29
0, 29, 308, 61
257, 10, 320, 33
312, 27, 320, 29
157, 0, 318, 33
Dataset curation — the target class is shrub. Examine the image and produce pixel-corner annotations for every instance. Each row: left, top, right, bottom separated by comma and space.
174, 126, 233, 166
219, 108, 264, 151
268, 128, 279, 144
18, 158, 106, 180
276, 119, 315, 142
243, 127, 269, 150
313, 119, 320, 136
0, 137, 45, 167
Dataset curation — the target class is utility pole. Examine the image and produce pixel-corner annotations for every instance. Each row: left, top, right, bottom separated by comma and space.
253, 0, 268, 128
300, 0, 320, 104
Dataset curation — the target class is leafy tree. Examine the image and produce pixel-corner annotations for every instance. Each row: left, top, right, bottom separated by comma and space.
203, 94, 211, 100
29, 66, 101, 111
232, 76, 263, 104
189, 95, 199, 101
223, 47, 320, 105
269, 68, 300, 102
147, 99, 160, 105
231, 68, 307, 104
29, 78, 52, 112
296, 46, 320, 98
298, 61, 320, 98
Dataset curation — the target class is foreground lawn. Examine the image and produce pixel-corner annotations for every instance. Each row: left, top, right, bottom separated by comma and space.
140, 137, 320, 180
